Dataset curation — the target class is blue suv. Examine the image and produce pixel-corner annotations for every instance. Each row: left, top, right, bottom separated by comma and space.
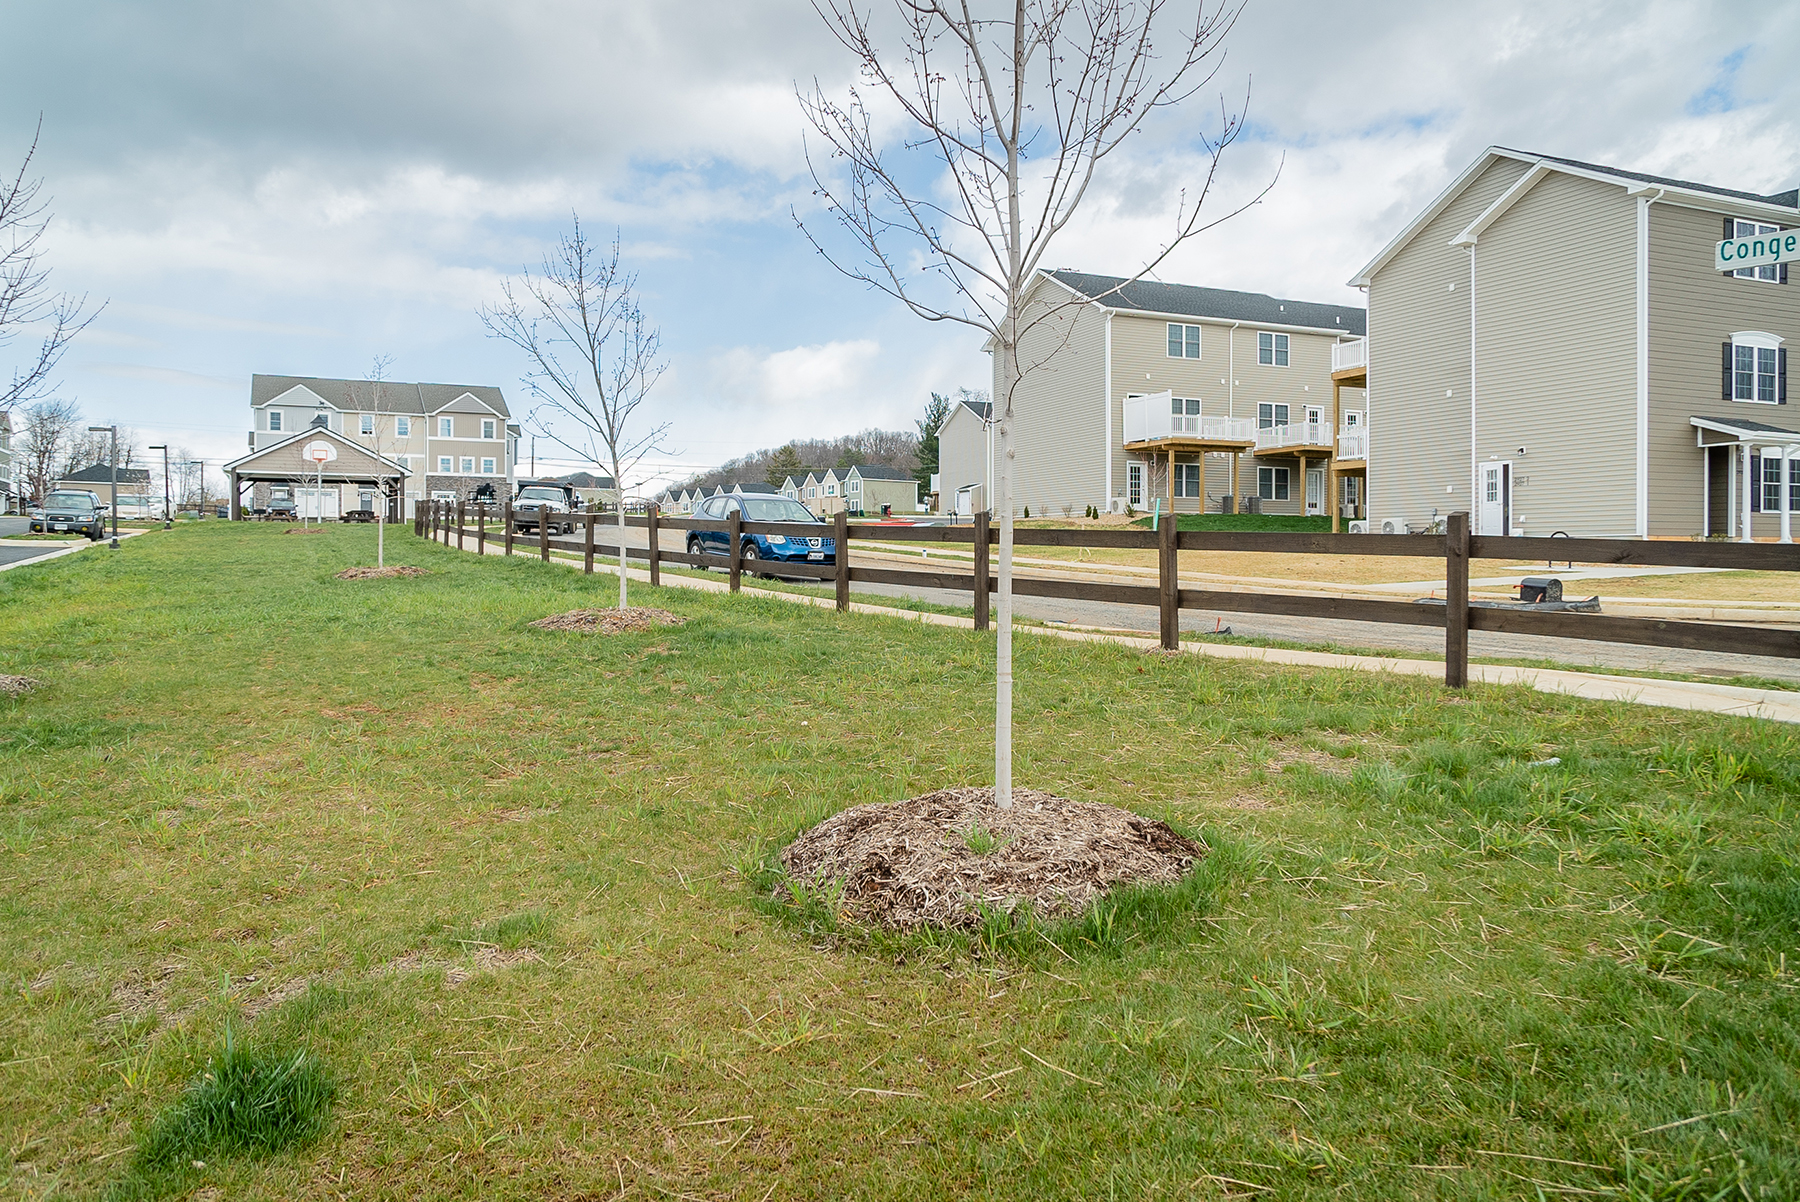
687, 494, 835, 575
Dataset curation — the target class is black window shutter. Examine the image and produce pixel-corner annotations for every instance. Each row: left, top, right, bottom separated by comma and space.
1782, 348, 1789, 404
1750, 456, 1761, 512
1782, 262, 1790, 285
1723, 341, 1733, 400
1724, 216, 1735, 240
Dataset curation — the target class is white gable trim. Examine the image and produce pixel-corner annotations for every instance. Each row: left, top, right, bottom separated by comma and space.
1451, 163, 1552, 246
1350, 148, 1534, 286
264, 383, 333, 410
430, 391, 505, 417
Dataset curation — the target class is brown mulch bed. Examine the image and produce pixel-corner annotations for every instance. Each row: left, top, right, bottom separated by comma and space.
284, 526, 327, 535
528, 607, 688, 634
0, 675, 40, 696
780, 786, 1204, 930
334, 565, 429, 579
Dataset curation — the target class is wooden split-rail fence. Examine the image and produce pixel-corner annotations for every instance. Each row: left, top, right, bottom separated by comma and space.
415, 500, 1800, 688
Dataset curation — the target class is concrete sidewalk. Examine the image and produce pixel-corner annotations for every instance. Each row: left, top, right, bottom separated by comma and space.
451, 533, 1800, 725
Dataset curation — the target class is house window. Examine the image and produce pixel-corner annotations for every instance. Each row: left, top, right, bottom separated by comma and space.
1166, 323, 1201, 358
1764, 455, 1785, 512
360, 414, 374, 435
1732, 221, 1781, 283
459, 457, 474, 473
1792, 460, 1800, 513
1126, 462, 1144, 507
481, 457, 496, 474
438, 417, 453, 438
1171, 396, 1201, 433
437, 456, 452, 473
482, 418, 496, 439
1258, 466, 1290, 500
268, 410, 282, 432
396, 416, 410, 437
1174, 461, 1201, 498
1258, 331, 1289, 366
826, 484, 836, 495
395, 455, 409, 470
1257, 402, 1289, 429
1731, 332, 1783, 403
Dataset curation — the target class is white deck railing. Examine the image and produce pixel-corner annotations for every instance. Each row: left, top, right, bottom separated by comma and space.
1122, 391, 1255, 445
1331, 338, 1367, 374
1337, 431, 1368, 460
1254, 421, 1333, 452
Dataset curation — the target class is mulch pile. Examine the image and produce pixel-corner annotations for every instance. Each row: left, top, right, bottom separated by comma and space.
0, 675, 41, 696
781, 786, 1204, 930
334, 565, 429, 580
528, 607, 689, 635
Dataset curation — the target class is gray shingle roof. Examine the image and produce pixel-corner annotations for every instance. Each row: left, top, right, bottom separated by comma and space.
1503, 149, 1799, 210
956, 397, 993, 421
849, 463, 916, 482
1692, 415, 1800, 437
250, 374, 511, 418
59, 463, 152, 485
1045, 270, 1367, 336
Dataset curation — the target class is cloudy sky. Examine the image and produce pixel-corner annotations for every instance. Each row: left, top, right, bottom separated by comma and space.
5, 0, 1797, 490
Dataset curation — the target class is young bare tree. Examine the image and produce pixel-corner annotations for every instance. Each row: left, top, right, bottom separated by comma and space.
348, 354, 398, 567
2, 120, 102, 415
18, 397, 80, 502
798, 0, 1255, 807
481, 219, 667, 609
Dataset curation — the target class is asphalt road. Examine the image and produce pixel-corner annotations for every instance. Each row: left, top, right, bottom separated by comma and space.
474, 518, 1800, 684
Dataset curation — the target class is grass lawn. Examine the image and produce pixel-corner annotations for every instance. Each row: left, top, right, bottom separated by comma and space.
3, 522, 1798, 1200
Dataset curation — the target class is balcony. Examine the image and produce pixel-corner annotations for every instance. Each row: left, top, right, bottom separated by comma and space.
1331, 338, 1367, 375
1254, 421, 1333, 454
1337, 430, 1368, 461
1122, 392, 1255, 447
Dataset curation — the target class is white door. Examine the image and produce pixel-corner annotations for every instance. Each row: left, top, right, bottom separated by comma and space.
1305, 468, 1325, 515
1304, 405, 1324, 426
1127, 462, 1144, 508
1478, 462, 1510, 535
297, 488, 339, 519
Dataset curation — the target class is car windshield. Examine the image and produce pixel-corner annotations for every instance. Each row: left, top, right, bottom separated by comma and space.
517, 488, 564, 503
46, 492, 96, 509
743, 498, 821, 523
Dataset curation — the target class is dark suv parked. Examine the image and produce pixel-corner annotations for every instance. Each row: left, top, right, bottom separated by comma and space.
687, 495, 834, 574
29, 491, 107, 540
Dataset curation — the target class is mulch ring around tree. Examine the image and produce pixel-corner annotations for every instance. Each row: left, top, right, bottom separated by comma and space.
334, 566, 430, 580
0, 675, 41, 696
528, 607, 689, 635
780, 786, 1205, 931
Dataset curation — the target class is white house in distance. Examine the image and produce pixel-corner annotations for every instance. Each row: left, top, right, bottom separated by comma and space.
943, 269, 1366, 519
1353, 147, 1799, 540
236, 374, 522, 517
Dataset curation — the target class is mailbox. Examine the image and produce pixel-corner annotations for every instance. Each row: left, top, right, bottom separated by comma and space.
1518, 576, 1563, 604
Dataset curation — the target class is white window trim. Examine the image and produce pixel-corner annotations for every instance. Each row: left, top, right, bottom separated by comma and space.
437, 417, 454, 438
1257, 331, 1290, 367
1731, 330, 1784, 405
1732, 221, 1783, 283
1257, 402, 1290, 429
437, 456, 452, 473
459, 457, 475, 473
1257, 465, 1290, 500
1166, 322, 1201, 359
482, 419, 497, 439
396, 416, 410, 437
267, 410, 283, 432
481, 457, 496, 474
360, 414, 374, 435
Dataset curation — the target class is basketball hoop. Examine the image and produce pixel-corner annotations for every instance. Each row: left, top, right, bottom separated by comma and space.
304, 440, 337, 464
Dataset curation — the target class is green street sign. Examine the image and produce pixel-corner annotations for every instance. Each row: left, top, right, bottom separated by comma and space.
1716, 228, 1800, 272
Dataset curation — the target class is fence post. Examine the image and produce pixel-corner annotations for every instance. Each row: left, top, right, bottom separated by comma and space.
476, 504, 487, 556
1159, 513, 1179, 651
1445, 511, 1470, 688
973, 509, 991, 631
503, 502, 514, 557
728, 510, 743, 592
583, 511, 595, 574
539, 506, 551, 563
647, 504, 661, 587
834, 511, 850, 612
433, 500, 442, 542
456, 500, 465, 551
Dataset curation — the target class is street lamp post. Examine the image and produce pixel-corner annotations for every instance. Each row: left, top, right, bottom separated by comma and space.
147, 444, 172, 528
88, 425, 119, 549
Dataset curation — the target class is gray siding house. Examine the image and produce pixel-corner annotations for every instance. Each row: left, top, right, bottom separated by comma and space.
947, 270, 1365, 518
1353, 147, 1800, 540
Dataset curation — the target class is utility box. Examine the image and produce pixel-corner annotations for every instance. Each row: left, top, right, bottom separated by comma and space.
1519, 576, 1564, 604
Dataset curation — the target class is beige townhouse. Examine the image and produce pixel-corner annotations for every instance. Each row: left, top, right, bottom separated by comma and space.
942, 270, 1366, 519
1352, 147, 1799, 540
236, 374, 521, 518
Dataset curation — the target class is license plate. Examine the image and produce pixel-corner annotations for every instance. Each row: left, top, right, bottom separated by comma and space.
48, 524, 63, 531
808, 552, 824, 560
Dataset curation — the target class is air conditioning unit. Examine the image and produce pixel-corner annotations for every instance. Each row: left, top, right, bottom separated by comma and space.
1106, 496, 1128, 515
1378, 518, 1402, 535
1347, 520, 1368, 534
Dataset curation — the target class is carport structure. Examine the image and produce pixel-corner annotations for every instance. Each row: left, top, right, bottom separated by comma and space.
223, 427, 412, 520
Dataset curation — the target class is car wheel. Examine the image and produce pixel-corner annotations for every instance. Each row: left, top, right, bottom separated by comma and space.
742, 542, 765, 578
687, 535, 705, 568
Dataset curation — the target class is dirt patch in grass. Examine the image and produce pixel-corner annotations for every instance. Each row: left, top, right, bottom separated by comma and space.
284, 526, 326, 535
529, 607, 688, 634
239, 977, 314, 1018
334, 565, 428, 579
0, 674, 40, 695
780, 786, 1204, 930
375, 945, 543, 987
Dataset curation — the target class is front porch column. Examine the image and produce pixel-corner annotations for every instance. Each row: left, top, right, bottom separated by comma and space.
1783, 445, 1796, 545
1741, 442, 1754, 542
229, 471, 241, 520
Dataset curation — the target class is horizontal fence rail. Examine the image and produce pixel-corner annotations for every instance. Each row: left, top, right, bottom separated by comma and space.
416, 501, 1800, 688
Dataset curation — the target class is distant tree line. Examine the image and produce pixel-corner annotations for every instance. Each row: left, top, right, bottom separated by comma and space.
673, 426, 919, 494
